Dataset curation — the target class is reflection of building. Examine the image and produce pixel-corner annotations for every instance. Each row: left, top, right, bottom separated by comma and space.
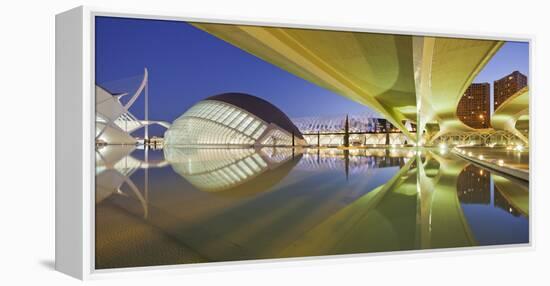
164, 146, 300, 194
297, 148, 407, 174
457, 83, 490, 129
164, 93, 305, 147
494, 71, 528, 110
456, 164, 490, 204
95, 145, 169, 218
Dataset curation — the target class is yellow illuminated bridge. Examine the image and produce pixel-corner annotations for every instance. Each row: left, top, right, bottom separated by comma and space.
191, 23, 527, 145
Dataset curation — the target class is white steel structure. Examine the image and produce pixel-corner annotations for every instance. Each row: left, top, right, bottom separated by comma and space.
164, 93, 306, 147
292, 113, 415, 146
95, 68, 170, 145
292, 112, 380, 134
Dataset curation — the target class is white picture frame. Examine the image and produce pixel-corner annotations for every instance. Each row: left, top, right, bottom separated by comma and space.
55, 6, 534, 280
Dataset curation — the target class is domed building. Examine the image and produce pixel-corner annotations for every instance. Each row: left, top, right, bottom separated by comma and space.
164, 93, 306, 146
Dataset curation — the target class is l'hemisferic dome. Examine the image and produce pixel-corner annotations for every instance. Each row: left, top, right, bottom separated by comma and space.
164, 93, 305, 147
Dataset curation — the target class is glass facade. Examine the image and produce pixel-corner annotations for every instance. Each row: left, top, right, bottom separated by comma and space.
164, 100, 296, 146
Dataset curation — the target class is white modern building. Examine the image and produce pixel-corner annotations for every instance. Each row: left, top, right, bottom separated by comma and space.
95, 68, 170, 145
164, 93, 306, 147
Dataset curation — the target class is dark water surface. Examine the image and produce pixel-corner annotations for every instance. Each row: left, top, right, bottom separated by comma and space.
95, 146, 529, 269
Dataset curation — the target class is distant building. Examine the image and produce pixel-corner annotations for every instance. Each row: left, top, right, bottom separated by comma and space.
291, 112, 380, 134
291, 115, 415, 134
494, 71, 528, 110
457, 82, 491, 129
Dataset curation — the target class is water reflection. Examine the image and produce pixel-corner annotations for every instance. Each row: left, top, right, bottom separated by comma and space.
457, 165, 491, 204
96, 145, 169, 218
164, 147, 302, 196
298, 148, 408, 172
95, 146, 529, 269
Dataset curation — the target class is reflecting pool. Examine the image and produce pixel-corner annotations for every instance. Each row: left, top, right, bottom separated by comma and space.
95, 146, 529, 269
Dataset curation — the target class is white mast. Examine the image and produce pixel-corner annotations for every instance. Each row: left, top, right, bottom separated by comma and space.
144, 67, 149, 142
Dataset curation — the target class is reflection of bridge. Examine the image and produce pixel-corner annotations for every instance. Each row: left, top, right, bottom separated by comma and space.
280, 150, 528, 255
96, 147, 528, 265
191, 23, 528, 145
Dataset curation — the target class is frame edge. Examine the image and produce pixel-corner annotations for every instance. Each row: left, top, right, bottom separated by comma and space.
55, 5, 86, 280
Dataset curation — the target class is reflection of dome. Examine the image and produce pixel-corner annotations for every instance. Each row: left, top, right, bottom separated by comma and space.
164, 147, 301, 195
164, 93, 305, 146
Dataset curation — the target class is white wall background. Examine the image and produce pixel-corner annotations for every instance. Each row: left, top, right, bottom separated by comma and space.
1, 0, 549, 284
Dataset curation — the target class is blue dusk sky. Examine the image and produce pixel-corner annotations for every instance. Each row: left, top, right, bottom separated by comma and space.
95, 17, 529, 136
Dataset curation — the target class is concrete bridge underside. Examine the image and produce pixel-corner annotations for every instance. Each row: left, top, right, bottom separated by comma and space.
191, 23, 505, 144
491, 87, 529, 145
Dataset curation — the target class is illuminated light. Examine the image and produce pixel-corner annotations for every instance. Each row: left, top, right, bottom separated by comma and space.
468, 152, 473, 156
479, 170, 484, 175
438, 143, 447, 150
478, 155, 484, 160
515, 145, 524, 152
497, 159, 504, 166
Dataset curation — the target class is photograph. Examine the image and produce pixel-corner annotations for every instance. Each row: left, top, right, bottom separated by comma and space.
94, 16, 529, 270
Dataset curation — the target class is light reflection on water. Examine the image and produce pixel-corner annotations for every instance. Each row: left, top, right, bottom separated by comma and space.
95, 146, 529, 269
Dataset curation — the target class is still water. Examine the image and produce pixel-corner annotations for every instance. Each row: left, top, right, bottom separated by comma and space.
95, 146, 529, 269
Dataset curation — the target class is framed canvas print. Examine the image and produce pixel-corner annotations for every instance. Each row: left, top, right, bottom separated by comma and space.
55, 6, 532, 280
